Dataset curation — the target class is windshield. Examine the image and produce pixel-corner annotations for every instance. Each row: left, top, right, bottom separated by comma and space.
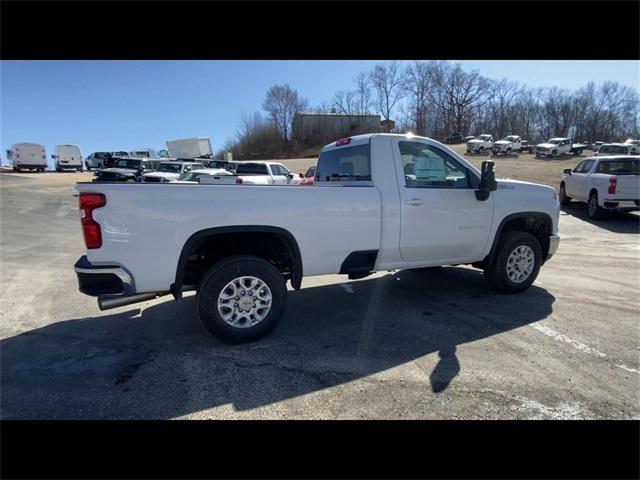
177, 171, 201, 182
115, 159, 142, 169
158, 163, 182, 173
600, 145, 629, 154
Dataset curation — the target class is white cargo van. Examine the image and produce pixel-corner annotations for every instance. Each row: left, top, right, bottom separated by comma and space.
11, 143, 47, 172
53, 144, 83, 171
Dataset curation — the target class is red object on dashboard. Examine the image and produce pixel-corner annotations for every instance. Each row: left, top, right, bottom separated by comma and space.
299, 177, 314, 185
335, 137, 352, 146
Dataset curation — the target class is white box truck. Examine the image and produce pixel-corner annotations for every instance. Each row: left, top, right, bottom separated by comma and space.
53, 144, 83, 171
166, 137, 213, 159
10, 143, 47, 172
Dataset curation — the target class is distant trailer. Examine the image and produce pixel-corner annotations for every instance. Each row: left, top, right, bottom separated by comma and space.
166, 137, 213, 159
10, 143, 47, 172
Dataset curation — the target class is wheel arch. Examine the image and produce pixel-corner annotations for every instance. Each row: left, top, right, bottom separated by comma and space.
483, 212, 553, 267
171, 225, 303, 299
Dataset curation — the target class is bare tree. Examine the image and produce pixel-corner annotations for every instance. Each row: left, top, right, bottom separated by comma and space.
263, 84, 307, 142
369, 61, 405, 121
402, 61, 440, 136
354, 71, 372, 115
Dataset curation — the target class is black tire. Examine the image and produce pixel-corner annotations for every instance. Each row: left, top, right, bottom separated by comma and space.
588, 191, 605, 219
196, 255, 288, 343
559, 183, 571, 205
552, 150, 558, 157
484, 231, 542, 293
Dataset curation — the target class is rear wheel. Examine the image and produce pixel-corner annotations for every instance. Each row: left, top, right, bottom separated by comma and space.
588, 191, 605, 219
559, 183, 571, 205
196, 255, 288, 343
484, 231, 542, 293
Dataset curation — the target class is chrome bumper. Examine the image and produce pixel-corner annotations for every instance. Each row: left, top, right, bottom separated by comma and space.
74, 255, 135, 297
546, 234, 560, 261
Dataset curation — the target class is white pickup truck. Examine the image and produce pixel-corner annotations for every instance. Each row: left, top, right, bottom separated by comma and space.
141, 161, 204, 183
492, 135, 522, 155
201, 161, 301, 185
466, 134, 493, 153
559, 155, 639, 218
73, 133, 560, 342
535, 138, 587, 158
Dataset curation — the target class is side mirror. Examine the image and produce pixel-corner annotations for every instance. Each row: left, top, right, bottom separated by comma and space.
563, 169, 572, 175
475, 160, 497, 201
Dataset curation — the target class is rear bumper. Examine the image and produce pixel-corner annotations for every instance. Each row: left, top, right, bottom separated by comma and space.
74, 255, 135, 297
603, 199, 640, 210
546, 234, 560, 261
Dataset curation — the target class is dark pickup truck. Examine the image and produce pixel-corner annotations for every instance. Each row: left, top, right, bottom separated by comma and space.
93, 158, 154, 182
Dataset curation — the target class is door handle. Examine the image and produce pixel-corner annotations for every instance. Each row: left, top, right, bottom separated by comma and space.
404, 198, 424, 206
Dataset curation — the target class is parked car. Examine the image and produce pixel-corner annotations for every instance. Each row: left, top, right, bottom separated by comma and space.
594, 143, 633, 157
492, 135, 523, 155
622, 139, 639, 155
170, 168, 233, 184
53, 144, 83, 172
559, 156, 639, 219
73, 133, 560, 343
93, 157, 153, 182
535, 138, 587, 158
9, 143, 47, 172
86, 152, 113, 170
200, 161, 301, 185
129, 148, 156, 158
446, 132, 464, 144
466, 134, 494, 153
141, 161, 204, 183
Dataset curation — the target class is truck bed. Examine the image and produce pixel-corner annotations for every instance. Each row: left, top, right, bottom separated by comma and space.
75, 182, 381, 292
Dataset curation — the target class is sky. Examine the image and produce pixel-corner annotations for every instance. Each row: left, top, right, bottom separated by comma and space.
2, 60, 639, 168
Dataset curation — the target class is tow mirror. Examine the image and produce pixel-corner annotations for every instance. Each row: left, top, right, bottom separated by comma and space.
563, 168, 572, 174
475, 160, 497, 201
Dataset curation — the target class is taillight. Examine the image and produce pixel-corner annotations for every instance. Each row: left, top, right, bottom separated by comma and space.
336, 137, 352, 146
608, 177, 617, 195
235, 177, 243, 184
79, 193, 106, 249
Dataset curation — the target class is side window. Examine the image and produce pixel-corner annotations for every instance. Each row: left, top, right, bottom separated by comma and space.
315, 144, 371, 182
573, 160, 588, 173
582, 160, 595, 172
399, 141, 471, 189
271, 165, 284, 176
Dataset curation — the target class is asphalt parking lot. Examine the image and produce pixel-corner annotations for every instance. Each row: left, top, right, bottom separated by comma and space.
1, 172, 639, 419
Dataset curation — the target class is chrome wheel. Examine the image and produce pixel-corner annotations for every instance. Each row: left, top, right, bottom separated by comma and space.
506, 245, 535, 283
217, 276, 272, 328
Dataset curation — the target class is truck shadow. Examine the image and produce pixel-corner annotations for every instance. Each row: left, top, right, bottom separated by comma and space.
561, 203, 640, 234
1, 267, 555, 419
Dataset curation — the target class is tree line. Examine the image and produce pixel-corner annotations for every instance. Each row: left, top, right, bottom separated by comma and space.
222, 61, 640, 160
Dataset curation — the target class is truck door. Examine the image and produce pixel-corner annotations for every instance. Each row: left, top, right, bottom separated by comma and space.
566, 159, 594, 200
269, 164, 289, 185
392, 138, 494, 262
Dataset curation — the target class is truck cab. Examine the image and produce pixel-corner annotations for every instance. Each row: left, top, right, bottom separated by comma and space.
142, 161, 204, 183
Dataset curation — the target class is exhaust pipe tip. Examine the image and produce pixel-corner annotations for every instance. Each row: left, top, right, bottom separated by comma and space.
98, 291, 169, 311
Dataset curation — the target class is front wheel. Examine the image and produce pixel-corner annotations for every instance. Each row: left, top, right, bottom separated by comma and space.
559, 183, 571, 205
196, 255, 288, 343
484, 231, 542, 293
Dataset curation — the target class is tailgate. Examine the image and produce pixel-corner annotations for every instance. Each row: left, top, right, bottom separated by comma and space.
615, 175, 640, 199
